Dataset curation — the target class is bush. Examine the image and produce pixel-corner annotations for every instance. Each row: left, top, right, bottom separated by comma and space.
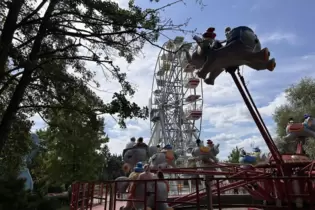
0, 177, 63, 210
0, 177, 29, 210
37, 197, 62, 210
47, 185, 65, 193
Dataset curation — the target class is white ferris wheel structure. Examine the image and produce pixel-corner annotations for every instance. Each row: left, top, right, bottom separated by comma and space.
148, 36, 204, 163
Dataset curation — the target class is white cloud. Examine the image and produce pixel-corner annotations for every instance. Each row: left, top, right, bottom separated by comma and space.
260, 32, 297, 45
259, 92, 287, 117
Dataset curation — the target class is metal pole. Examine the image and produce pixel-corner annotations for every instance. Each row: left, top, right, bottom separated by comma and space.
205, 176, 213, 210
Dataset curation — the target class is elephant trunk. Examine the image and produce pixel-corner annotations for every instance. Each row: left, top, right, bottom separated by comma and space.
122, 163, 131, 173
183, 49, 192, 63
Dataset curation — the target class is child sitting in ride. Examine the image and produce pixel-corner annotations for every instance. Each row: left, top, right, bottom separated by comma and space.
196, 139, 213, 153
123, 162, 144, 210
193, 27, 217, 54
303, 114, 312, 129
161, 144, 175, 162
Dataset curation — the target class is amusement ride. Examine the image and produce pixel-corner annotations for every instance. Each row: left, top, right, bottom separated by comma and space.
71, 26, 315, 210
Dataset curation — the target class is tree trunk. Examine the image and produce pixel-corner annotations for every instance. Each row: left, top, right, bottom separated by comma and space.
0, 0, 58, 153
0, 0, 25, 81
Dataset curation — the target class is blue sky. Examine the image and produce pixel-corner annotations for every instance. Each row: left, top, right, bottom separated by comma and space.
31, 0, 315, 160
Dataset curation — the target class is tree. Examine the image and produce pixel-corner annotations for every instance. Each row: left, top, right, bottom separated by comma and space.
0, 75, 32, 178
103, 154, 124, 180
0, 0, 194, 152
273, 77, 315, 156
227, 146, 241, 163
32, 99, 109, 186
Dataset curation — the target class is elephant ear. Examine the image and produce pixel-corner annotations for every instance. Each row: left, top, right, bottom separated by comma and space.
149, 146, 158, 156
151, 153, 157, 162
114, 176, 129, 193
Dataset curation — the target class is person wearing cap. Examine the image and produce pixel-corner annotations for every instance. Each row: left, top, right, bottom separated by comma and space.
206, 139, 214, 148
124, 162, 144, 209
303, 114, 312, 129
193, 27, 217, 56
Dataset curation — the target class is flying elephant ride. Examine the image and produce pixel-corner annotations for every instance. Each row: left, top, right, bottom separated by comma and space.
149, 144, 177, 170
184, 26, 276, 85
239, 147, 262, 169
284, 115, 315, 154
186, 139, 220, 192
116, 162, 173, 210
122, 141, 179, 173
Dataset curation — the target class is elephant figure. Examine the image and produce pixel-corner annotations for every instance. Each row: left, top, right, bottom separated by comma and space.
116, 171, 173, 210
191, 142, 220, 164
284, 116, 315, 141
195, 26, 276, 85
186, 140, 220, 192
149, 145, 178, 170
239, 147, 261, 165
122, 143, 178, 173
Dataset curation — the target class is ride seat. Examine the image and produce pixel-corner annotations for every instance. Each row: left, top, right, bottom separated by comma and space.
200, 146, 210, 153
288, 123, 304, 132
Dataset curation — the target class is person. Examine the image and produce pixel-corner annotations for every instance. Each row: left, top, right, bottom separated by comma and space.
197, 27, 217, 56
122, 162, 144, 210
135, 137, 147, 147
157, 171, 170, 192
288, 117, 294, 124
206, 139, 213, 148
196, 139, 201, 147
125, 137, 136, 149
138, 164, 154, 180
303, 114, 312, 129
156, 145, 161, 152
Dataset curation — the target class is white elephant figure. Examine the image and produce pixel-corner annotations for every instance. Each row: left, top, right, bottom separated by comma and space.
115, 174, 173, 210
183, 32, 224, 85
187, 141, 220, 192
122, 144, 177, 173
195, 26, 276, 85
149, 145, 179, 170
284, 116, 315, 141
122, 143, 152, 173
191, 143, 220, 164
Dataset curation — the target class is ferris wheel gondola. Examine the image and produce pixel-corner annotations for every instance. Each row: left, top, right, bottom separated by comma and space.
148, 37, 204, 165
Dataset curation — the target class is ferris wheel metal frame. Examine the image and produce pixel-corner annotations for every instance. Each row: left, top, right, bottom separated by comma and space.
148, 37, 204, 157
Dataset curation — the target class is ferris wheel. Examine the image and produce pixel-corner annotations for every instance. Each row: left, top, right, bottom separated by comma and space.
148, 36, 204, 161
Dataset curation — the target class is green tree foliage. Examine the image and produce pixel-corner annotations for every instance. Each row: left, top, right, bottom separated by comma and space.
0, 0, 193, 153
0, 75, 32, 177
273, 77, 315, 156
103, 154, 124, 180
227, 146, 241, 163
32, 109, 108, 186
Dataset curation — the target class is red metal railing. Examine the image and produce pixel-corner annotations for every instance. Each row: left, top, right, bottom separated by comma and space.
70, 174, 315, 210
